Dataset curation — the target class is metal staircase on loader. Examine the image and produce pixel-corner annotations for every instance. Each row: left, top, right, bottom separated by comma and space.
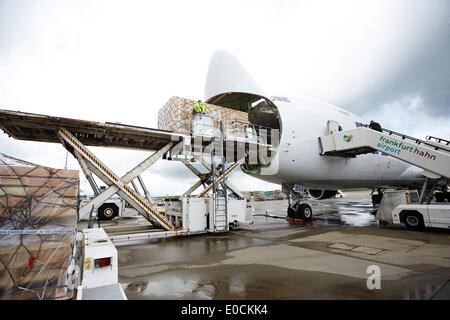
211, 161, 228, 232
58, 128, 175, 231
319, 126, 450, 204
419, 177, 437, 204
208, 121, 229, 232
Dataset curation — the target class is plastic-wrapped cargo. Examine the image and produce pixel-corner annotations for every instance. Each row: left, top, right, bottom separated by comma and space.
376, 190, 408, 222
0, 153, 79, 300
158, 96, 249, 135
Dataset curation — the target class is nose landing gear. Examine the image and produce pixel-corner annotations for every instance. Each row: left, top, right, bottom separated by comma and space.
286, 184, 313, 221
288, 202, 313, 221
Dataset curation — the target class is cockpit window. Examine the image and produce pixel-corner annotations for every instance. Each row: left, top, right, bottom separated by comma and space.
270, 96, 290, 103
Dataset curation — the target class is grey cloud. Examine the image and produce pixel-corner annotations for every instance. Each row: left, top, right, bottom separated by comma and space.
346, 1, 450, 119
350, 41, 450, 118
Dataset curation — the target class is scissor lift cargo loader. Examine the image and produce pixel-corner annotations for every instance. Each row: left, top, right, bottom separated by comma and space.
0, 100, 268, 242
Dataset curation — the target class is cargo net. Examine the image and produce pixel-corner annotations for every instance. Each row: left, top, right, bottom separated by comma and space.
0, 153, 80, 300
158, 96, 250, 135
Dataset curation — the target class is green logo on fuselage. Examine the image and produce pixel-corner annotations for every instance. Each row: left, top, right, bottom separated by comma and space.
343, 134, 353, 142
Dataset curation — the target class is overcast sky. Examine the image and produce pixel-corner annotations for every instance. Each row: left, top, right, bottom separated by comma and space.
0, 0, 449, 195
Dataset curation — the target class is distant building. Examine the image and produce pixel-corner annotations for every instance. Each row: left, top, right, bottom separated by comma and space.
243, 190, 287, 201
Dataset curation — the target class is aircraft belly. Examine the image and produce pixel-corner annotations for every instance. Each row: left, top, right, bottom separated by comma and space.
253, 137, 424, 189
288, 153, 422, 188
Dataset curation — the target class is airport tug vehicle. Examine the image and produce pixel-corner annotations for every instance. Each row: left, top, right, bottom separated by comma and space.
392, 203, 450, 230
320, 125, 450, 230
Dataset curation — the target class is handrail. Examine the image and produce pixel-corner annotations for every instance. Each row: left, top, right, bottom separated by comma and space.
382, 128, 450, 154
190, 116, 275, 148
426, 135, 450, 146
230, 120, 273, 132
58, 128, 175, 231
228, 120, 277, 147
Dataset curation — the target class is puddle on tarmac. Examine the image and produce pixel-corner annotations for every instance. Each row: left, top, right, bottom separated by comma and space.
121, 263, 439, 300
118, 233, 272, 276
314, 198, 378, 227
142, 276, 212, 299
252, 198, 378, 228
124, 271, 248, 299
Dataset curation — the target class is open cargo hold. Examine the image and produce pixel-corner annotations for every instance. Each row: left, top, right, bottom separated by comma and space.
0, 153, 79, 300
158, 96, 250, 135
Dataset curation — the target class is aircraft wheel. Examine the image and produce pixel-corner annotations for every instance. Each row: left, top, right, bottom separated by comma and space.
297, 203, 313, 221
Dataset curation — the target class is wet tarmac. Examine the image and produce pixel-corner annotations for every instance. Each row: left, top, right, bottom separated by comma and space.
117, 191, 450, 299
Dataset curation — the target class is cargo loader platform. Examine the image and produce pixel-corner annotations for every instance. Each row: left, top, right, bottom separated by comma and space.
0, 97, 274, 239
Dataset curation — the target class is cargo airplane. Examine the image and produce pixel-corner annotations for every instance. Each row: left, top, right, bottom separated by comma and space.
204, 51, 425, 220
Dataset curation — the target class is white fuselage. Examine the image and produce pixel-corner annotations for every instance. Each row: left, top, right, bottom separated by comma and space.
204, 51, 425, 190
252, 96, 424, 189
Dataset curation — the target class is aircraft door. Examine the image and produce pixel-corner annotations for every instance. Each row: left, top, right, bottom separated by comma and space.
326, 120, 342, 135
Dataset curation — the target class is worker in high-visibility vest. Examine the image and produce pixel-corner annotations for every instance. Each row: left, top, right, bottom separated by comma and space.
193, 100, 207, 114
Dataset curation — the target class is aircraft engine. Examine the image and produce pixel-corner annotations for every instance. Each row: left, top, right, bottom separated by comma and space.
307, 189, 338, 200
